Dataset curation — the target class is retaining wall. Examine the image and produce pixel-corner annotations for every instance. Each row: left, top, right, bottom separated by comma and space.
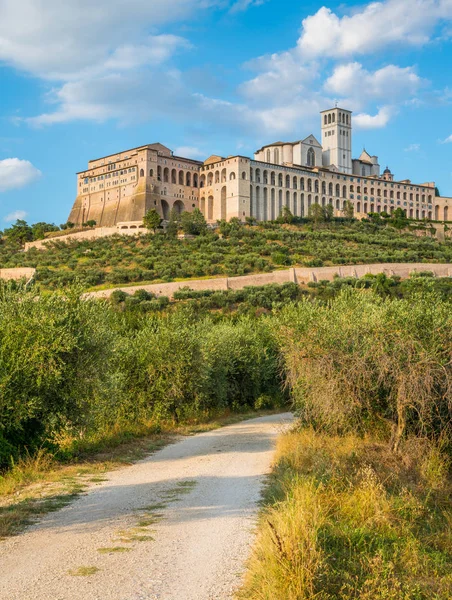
87, 263, 452, 299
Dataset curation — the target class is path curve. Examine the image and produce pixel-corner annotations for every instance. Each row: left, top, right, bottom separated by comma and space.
0, 413, 293, 600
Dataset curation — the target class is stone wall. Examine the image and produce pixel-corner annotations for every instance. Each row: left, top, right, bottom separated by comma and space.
87, 263, 452, 300
24, 223, 147, 251
0, 267, 36, 282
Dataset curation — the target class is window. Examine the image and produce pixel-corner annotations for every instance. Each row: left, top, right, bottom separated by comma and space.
307, 147, 315, 167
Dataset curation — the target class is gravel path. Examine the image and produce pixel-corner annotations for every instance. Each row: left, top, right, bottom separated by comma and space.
0, 413, 293, 600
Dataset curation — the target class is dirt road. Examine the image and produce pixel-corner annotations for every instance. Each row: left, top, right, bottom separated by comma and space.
0, 413, 293, 600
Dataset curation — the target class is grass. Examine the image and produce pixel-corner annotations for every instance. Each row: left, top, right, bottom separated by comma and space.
0, 410, 271, 540
68, 566, 100, 576
97, 546, 131, 554
238, 428, 452, 600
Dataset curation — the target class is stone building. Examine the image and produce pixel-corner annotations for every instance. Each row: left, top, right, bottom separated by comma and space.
68, 107, 452, 226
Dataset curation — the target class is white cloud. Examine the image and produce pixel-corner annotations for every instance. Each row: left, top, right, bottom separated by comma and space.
0, 158, 41, 192
174, 146, 205, 159
353, 106, 396, 129
441, 134, 452, 143
405, 143, 421, 151
8, 0, 452, 139
324, 63, 423, 108
4, 209, 27, 222
229, 0, 265, 13
297, 0, 452, 60
0, 0, 216, 79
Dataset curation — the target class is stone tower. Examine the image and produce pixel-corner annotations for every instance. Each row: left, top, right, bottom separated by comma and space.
321, 107, 352, 174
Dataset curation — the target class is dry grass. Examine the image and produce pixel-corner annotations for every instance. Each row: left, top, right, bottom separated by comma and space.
238, 428, 452, 600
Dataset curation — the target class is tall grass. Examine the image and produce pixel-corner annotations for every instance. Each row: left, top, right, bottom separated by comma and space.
239, 429, 452, 599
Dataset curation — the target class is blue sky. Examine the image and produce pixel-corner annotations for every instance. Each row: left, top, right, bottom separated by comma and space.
0, 0, 452, 226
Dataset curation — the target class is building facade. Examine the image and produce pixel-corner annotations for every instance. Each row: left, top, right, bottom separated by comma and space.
68, 107, 452, 226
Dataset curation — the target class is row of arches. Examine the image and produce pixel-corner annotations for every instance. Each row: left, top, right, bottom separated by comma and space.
251, 169, 321, 193
161, 199, 185, 220
199, 170, 239, 188
154, 167, 199, 188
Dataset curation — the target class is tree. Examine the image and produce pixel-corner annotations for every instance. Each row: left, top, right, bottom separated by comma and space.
4, 220, 33, 246
143, 209, 161, 233
166, 209, 180, 238
86, 220, 97, 228
390, 208, 408, 230
342, 200, 354, 221
308, 202, 325, 227
180, 208, 207, 235
280, 206, 294, 224
435, 186, 441, 197
324, 203, 334, 221
31, 222, 59, 240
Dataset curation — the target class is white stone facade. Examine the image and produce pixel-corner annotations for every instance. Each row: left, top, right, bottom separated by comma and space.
68, 106, 452, 226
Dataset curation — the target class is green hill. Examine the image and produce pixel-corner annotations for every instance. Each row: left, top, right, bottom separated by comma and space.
1, 219, 451, 291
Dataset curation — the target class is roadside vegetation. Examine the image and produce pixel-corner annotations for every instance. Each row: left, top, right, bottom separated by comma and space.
239, 288, 452, 599
0, 214, 451, 291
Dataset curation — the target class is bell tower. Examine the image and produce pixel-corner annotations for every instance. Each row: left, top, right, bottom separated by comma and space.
321, 107, 352, 174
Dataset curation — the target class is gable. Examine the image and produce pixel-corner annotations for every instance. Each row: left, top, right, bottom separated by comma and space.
301, 134, 322, 148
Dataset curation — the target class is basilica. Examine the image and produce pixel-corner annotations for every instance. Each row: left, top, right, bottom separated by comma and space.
68, 106, 451, 227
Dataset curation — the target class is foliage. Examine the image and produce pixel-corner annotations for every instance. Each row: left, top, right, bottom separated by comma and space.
342, 200, 354, 220
180, 208, 207, 235
2, 220, 452, 292
239, 429, 452, 599
143, 209, 161, 232
276, 288, 452, 451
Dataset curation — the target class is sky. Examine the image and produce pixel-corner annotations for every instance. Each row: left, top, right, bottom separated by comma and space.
0, 0, 452, 226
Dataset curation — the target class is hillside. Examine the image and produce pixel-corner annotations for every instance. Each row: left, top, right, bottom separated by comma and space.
1, 219, 451, 291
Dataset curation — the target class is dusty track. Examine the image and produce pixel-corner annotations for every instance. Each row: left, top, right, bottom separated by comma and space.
0, 413, 293, 600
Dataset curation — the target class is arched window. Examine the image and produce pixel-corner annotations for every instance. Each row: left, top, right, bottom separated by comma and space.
278, 173, 283, 187
193, 173, 198, 187
293, 176, 297, 189
271, 172, 276, 185
186, 172, 191, 187
157, 166, 162, 181
362, 167, 365, 176
207, 172, 213, 186
215, 170, 220, 184
328, 182, 333, 196
199, 174, 205, 188
324, 115, 327, 125
336, 184, 340, 197
266, 149, 271, 163
171, 169, 177, 184
300, 178, 305, 190
328, 114, 332, 124
242, 171, 246, 180
150, 169, 154, 177
307, 147, 315, 167
229, 172, 236, 180
255, 169, 261, 183
322, 182, 326, 194
263, 170, 268, 184
221, 168, 227, 183
140, 168, 144, 177
178, 170, 184, 185
274, 149, 280, 164
285, 174, 290, 188
342, 185, 347, 198
314, 180, 319, 193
